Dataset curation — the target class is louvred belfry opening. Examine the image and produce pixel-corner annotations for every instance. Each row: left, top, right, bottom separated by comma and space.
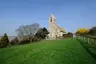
50, 18, 52, 22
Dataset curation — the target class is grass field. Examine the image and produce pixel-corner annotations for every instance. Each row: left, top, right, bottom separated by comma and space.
0, 39, 95, 64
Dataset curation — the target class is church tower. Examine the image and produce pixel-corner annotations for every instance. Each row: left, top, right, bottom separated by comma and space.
48, 13, 56, 35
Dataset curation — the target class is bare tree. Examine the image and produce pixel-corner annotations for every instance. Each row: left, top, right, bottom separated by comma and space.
16, 23, 40, 40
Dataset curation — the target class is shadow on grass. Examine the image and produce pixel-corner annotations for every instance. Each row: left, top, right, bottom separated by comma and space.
77, 39, 96, 59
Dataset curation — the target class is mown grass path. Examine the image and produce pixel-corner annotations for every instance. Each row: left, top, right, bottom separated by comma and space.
0, 39, 95, 64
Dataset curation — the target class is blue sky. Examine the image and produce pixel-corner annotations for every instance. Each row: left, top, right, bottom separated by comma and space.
0, 0, 96, 36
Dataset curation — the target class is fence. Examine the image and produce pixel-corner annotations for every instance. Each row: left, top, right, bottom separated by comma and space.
77, 35, 96, 45
76, 35, 96, 59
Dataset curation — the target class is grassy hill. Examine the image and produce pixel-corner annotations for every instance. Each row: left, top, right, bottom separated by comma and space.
0, 39, 95, 64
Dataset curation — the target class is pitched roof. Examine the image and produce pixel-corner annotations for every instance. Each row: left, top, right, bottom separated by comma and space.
57, 25, 66, 33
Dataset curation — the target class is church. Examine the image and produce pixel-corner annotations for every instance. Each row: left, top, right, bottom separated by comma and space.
48, 13, 66, 39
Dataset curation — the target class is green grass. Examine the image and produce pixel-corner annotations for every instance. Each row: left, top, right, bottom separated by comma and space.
0, 39, 95, 64
77, 39, 96, 59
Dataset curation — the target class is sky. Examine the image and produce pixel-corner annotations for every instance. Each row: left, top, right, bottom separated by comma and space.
0, 0, 96, 36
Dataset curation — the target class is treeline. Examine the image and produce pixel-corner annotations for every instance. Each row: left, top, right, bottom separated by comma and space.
0, 23, 49, 48
76, 27, 96, 36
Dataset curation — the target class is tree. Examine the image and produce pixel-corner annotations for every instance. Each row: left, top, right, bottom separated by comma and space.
10, 37, 19, 45
0, 33, 9, 48
35, 27, 49, 39
75, 28, 88, 36
16, 23, 40, 42
88, 27, 96, 36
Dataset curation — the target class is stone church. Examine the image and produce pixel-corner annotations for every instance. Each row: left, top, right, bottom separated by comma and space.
48, 13, 66, 39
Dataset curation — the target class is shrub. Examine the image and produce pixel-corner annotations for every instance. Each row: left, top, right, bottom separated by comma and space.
67, 32, 73, 38
62, 34, 67, 38
10, 37, 19, 45
18, 37, 30, 45
32, 36, 41, 42
62, 32, 73, 38
0, 33, 9, 48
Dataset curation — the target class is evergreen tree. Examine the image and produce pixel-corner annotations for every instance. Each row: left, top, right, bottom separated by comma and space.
0, 33, 9, 48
